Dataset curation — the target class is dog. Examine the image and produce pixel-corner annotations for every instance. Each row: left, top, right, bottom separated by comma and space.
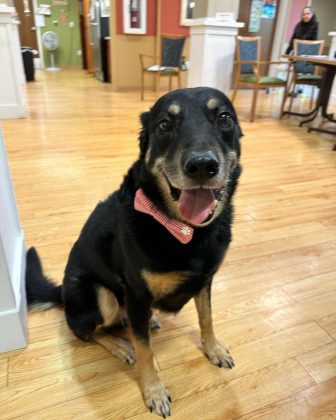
26, 87, 242, 418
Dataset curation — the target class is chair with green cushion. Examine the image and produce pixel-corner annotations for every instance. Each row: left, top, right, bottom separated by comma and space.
140, 34, 186, 100
232, 36, 287, 122
280, 39, 325, 115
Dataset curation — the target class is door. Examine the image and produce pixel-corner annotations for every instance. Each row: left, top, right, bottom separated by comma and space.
90, 0, 104, 81
78, 0, 94, 73
13, 0, 38, 55
238, 0, 280, 74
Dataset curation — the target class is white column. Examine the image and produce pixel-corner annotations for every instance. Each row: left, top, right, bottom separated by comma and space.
0, 5, 26, 119
187, 18, 244, 96
0, 129, 28, 353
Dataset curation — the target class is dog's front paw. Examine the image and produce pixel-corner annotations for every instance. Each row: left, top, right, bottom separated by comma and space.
203, 340, 235, 369
142, 380, 171, 418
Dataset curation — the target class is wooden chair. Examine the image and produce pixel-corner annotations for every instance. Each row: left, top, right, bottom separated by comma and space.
140, 34, 186, 100
231, 36, 287, 122
280, 39, 325, 115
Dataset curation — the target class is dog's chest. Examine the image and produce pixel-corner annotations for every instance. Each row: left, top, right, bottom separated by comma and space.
142, 269, 207, 312
142, 269, 190, 297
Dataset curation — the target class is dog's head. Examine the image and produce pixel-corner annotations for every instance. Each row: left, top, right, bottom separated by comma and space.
139, 87, 242, 227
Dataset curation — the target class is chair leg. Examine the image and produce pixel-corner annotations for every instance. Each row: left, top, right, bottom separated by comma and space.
250, 86, 259, 122
169, 76, 172, 91
178, 73, 181, 89
141, 71, 144, 100
155, 72, 160, 93
280, 84, 289, 117
231, 73, 239, 103
288, 81, 296, 113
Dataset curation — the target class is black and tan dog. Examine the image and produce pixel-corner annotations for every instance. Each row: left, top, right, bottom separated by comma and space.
26, 87, 242, 417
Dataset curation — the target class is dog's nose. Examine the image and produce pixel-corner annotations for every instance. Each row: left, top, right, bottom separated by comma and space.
184, 153, 219, 179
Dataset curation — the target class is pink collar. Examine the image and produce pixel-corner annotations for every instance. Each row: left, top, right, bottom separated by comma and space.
134, 188, 194, 244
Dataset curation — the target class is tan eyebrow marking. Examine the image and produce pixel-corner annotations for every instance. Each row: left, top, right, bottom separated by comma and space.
207, 98, 219, 110
168, 103, 181, 115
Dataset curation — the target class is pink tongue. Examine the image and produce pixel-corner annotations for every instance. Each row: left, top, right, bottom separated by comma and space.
178, 189, 216, 224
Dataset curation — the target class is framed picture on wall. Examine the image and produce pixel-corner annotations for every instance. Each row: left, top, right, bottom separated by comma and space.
123, 0, 147, 34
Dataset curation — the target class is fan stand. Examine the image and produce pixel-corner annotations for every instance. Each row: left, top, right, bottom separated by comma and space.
46, 51, 60, 72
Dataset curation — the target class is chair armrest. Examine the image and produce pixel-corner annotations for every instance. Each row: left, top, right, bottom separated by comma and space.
139, 54, 159, 68
260, 60, 290, 65
234, 60, 258, 65
139, 54, 157, 59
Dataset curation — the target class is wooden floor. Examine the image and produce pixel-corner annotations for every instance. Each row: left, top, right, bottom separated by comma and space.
1, 70, 336, 419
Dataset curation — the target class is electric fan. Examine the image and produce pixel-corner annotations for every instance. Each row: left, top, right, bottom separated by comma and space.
42, 31, 60, 72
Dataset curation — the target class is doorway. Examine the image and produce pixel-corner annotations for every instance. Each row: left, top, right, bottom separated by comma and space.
13, 0, 39, 54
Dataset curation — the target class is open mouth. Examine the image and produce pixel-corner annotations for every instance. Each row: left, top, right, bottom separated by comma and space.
169, 184, 225, 225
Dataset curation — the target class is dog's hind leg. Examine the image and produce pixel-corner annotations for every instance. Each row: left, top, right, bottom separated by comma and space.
194, 283, 235, 369
93, 286, 136, 364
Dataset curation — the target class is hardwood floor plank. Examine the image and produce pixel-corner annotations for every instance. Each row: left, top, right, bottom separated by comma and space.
0, 359, 8, 389
224, 241, 336, 283
296, 342, 336, 384
227, 229, 332, 263
8, 340, 112, 385
27, 307, 65, 329
317, 313, 336, 340
239, 377, 336, 420
263, 292, 336, 330
283, 271, 336, 301
26, 320, 77, 351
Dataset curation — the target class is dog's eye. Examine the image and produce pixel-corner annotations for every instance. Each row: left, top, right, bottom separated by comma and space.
158, 119, 172, 132
217, 112, 233, 128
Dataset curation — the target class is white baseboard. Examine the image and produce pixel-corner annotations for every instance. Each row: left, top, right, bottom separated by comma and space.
0, 104, 26, 119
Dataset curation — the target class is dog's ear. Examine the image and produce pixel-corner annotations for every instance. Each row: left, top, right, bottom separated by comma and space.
139, 111, 150, 159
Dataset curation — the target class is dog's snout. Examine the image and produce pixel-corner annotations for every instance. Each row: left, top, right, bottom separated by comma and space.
184, 153, 219, 180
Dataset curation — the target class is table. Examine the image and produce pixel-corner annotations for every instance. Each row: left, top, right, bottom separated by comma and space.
281, 55, 336, 147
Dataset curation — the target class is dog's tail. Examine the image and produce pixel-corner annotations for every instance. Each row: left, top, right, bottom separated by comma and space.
26, 247, 63, 311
